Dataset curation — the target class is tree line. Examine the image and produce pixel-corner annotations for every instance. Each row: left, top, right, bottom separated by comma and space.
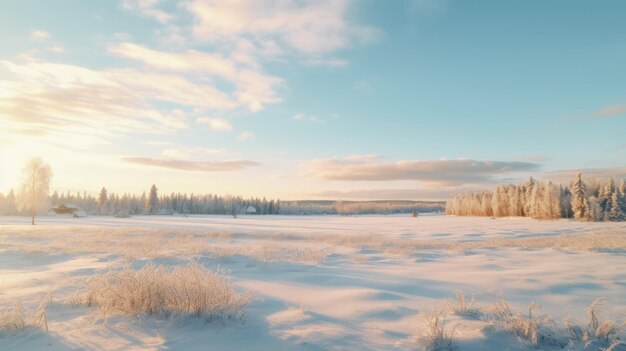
445, 173, 626, 221
0, 184, 283, 217
279, 200, 444, 215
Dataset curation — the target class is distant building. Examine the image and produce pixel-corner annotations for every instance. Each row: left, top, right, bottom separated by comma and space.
246, 206, 257, 214
50, 204, 78, 215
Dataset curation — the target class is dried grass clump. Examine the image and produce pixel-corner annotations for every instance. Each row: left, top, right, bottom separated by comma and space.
447, 290, 481, 319
578, 298, 625, 350
83, 262, 252, 321
489, 297, 562, 347
419, 307, 457, 351
0, 293, 51, 335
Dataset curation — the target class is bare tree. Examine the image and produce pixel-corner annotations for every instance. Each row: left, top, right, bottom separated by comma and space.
17, 158, 52, 225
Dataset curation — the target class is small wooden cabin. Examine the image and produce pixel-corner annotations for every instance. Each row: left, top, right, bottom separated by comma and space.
50, 204, 78, 215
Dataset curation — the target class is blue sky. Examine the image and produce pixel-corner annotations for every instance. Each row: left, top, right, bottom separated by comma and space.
0, 0, 625, 200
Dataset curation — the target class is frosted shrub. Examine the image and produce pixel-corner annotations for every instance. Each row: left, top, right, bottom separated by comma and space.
489, 298, 562, 348
447, 290, 481, 319
0, 294, 50, 335
0, 300, 25, 333
579, 298, 625, 350
419, 307, 456, 351
84, 262, 252, 321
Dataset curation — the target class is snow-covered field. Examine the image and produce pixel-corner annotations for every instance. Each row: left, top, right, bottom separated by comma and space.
1, 214, 625, 350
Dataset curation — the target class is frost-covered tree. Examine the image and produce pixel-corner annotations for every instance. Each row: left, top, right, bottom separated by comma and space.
1, 189, 17, 215
98, 187, 108, 214
559, 186, 573, 218
523, 177, 536, 216
570, 173, 591, 221
50, 190, 59, 206
146, 184, 159, 214
608, 190, 623, 221
17, 158, 53, 225
541, 182, 560, 219
618, 179, 626, 215
597, 178, 615, 219
491, 186, 503, 217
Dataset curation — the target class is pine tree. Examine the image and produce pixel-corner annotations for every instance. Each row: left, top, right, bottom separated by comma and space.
98, 187, 108, 214
588, 197, 600, 221
597, 178, 614, 219
609, 190, 624, 221
570, 173, 591, 221
619, 179, 626, 213
146, 185, 159, 214
529, 182, 543, 219
491, 186, 503, 217
50, 190, 59, 206
543, 182, 560, 219
559, 186, 572, 218
523, 177, 536, 216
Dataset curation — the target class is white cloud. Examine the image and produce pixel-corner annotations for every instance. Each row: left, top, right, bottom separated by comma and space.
592, 103, 626, 118
30, 30, 51, 40
122, 0, 173, 23
354, 80, 372, 92
237, 131, 254, 141
292, 112, 325, 123
108, 42, 283, 112
309, 116, 326, 123
308, 187, 473, 201
49, 46, 64, 53
0, 56, 246, 145
122, 156, 258, 171
196, 117, 232, 131
301, 155, 541, 185
304, 57, 348, 67
161, 146, 228, 159
186, 0, 379, 55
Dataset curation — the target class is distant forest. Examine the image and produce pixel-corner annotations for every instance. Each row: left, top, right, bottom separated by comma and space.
446, 174, 625, 222
0, 184, 444, 217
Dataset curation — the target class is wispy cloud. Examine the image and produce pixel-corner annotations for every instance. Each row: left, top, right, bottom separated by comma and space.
237, 131, 255, 141
304, 57, 348, 67
30, 30, 51, 40
292, 113, 326, 123
161, 147, 228, 159
121, 156, 258, 171
591, 103, 626, 118
0, 57, 234, 141
108, 42, 283, 112
308, 187, 475, 201
353, 80, 372, 92
122, 0, 173, 23
544, 167, 626, 183
196, 117, 232, 131
301, 155, 540, 185
513, 155, 547, 162
185, 0, 380, 55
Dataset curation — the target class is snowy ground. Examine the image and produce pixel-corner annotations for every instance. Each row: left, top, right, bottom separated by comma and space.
1, 214, 625, 350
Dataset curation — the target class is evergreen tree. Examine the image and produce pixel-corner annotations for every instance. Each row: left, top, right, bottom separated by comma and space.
559, 186, 572, 218
570, 173, 591, 221
619, 179, 626, 213
529, 182, 542, 218
146, 184, 159, 214
98, 187, 108, 214
608, 190, 623, 221
50, 190, 59, 206
541, 182, 557, 219
5, 189, 17, 215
